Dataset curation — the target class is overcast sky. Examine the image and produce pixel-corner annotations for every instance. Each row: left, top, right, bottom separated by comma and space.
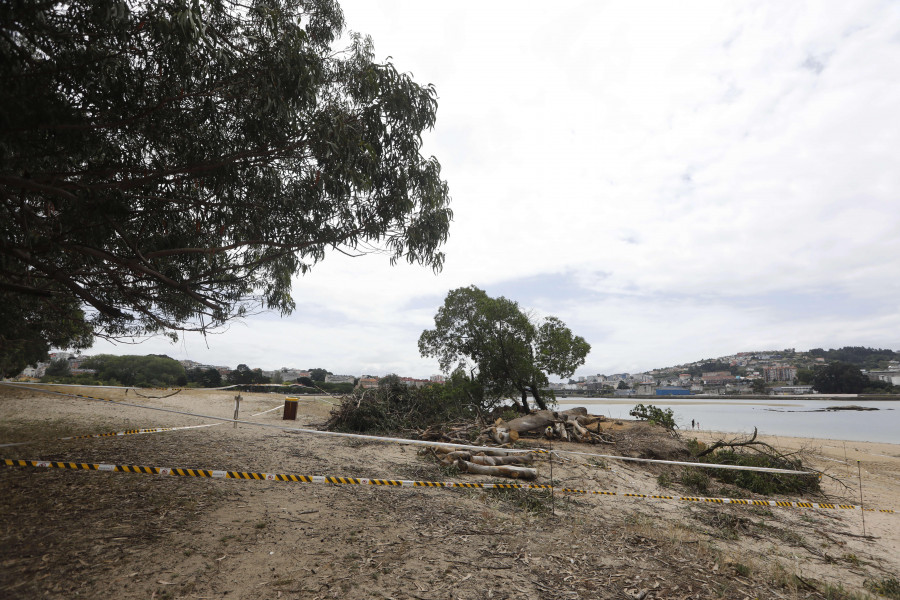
92, 0, 900, 378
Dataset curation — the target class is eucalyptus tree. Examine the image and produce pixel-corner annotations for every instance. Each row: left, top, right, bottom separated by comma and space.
0, 0, 451, 365
419, 286, 591, 412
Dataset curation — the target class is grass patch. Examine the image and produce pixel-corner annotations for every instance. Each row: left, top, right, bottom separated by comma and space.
692, 510, 751, 540
866, 577, 900, 599
486, 486, 553, 515
823, 582, 876, 600
680, 467, 710, 494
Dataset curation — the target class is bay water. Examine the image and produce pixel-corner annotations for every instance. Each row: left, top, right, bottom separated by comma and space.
555, 397, 899, 444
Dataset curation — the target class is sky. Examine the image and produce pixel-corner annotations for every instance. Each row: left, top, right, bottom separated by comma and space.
92, 0, 900, 378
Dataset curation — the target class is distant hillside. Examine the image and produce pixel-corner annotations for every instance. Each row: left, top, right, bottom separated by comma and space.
651, 346, 899, 376
807, 346, 900, 369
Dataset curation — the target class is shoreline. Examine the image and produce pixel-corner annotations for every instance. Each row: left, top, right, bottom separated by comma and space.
691, 428, 900, 451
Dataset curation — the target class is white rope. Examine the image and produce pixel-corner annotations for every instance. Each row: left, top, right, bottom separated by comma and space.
0, 382, 814, 475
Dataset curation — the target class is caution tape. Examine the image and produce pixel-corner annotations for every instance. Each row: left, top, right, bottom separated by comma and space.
0, 424, 219, 448
0, 402, 283, 449
1, 459, 892, 513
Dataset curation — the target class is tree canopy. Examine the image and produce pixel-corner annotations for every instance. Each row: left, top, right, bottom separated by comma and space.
1, 0, 451, 362
186, 366, 223, 388
0, 293, 93, 377
808, 347, 900, 369
307, 368, 331, 382
226, 363, 269, 385
418, 286, 591, 412
80, 354, 186, 387
812, 362, 868, 394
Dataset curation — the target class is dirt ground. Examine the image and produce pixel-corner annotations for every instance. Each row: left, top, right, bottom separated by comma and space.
0, 384, 897, 600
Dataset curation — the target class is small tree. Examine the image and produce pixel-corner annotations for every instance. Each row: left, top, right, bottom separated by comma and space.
629, 404, 676, 430
227, 364, 267, 385
308, 368, 331, 383
44, 359, 71, 378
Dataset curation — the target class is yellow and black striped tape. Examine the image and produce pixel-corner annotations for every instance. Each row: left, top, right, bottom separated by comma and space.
1, 459, 892, 513
0, 424, 218, 448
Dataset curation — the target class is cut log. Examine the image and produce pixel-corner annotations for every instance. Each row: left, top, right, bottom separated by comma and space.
439, 450, 472, 463
571, 419, 590, 443
560, 407, 588, 417
458, 460, 537, 480
489, 426, 520, 444
468, 454, 534, 466
479, 449, 521, 457
506, 410, 557, 433
549, 421, 570, 441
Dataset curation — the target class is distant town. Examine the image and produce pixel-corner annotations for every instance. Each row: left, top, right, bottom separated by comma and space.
551, 349, 900, 396
13, 347, 900, 396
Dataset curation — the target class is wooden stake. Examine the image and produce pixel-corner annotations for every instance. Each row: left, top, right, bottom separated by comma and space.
843, 442, 850, 478
857, 460, 866, 537
549, 437, 555, 516
233, 394, 241, 429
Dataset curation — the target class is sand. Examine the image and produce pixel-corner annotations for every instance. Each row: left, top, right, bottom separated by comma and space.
0, 383, 898, 599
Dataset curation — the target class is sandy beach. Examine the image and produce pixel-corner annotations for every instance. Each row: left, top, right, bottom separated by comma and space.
1, 383, 897, 599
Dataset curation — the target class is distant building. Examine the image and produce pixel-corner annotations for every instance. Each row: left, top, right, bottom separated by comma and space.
867, 371, 900, 386
429, 374, 445, 383
19, 363, 47, 378
358, 377, 379, 389
279, 369, 310, 381
763, 365, 797, 382
635, 383, 656, 395
771, 385, 814, 395
656, 387, 691, 396
325, 374, 355, 384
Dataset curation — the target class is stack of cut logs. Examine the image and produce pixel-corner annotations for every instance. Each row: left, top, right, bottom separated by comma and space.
488, 407, 607, 445
432, 447, 537, 480
430, 407, 611, 480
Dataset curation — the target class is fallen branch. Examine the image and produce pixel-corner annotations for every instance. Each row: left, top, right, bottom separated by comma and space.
696, 427, 762, 457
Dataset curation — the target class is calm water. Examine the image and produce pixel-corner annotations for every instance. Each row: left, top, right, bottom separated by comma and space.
555, 397, 900, 444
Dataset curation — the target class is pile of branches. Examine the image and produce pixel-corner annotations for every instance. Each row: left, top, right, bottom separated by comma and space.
690, 428, 822, 495
324, 377, 479, 435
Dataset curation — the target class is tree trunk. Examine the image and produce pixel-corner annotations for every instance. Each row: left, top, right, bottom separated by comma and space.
519, 390, 531, 413
531, 386, 548, 411
505, 410, 556, 433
